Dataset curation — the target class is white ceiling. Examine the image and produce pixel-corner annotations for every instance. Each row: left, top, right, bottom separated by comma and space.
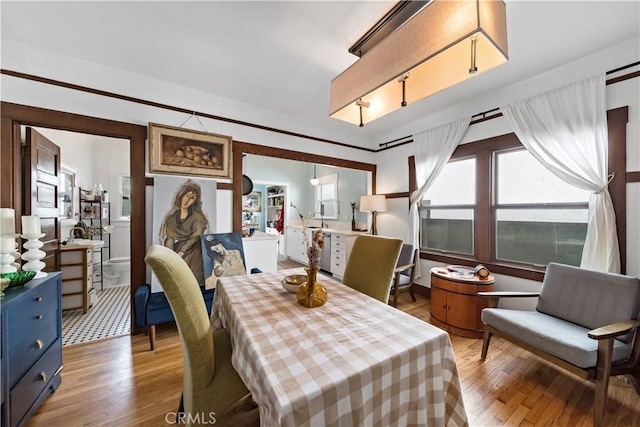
2, 1, 639, 147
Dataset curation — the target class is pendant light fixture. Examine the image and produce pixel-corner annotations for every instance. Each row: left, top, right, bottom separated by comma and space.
330, 0, 508, 127
310, 164, 320, 186
242, 154, 253, 195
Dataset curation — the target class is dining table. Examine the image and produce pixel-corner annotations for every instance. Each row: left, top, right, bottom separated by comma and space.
210, 268, 468, 427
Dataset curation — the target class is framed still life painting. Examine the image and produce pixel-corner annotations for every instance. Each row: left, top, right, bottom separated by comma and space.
149, 122, 232, 178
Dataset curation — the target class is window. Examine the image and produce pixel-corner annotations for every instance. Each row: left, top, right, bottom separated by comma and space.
420, 158, 475, 255
494, 148, 589, 266
314, 173, 338, 219
59, 165, 76, 218
412, 106, 628, 279
120, 175, 131, 219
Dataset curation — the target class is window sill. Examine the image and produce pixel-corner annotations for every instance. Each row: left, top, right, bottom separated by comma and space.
420, 250, 546, 282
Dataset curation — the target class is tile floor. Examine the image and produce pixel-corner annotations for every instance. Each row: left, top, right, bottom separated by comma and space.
61, 285, 130, 346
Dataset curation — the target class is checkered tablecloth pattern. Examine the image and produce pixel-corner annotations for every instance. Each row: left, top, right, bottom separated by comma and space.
212, 268, 468, 427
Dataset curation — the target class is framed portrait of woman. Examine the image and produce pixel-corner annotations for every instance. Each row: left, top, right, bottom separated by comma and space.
200, 232, 247, 289
151, 175, 217, 291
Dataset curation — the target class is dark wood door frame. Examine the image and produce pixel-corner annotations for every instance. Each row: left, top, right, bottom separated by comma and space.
0, 102, 380, 329
0, 102, 147, 329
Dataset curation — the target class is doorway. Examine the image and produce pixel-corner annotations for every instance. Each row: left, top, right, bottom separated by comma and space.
1, 102, 147, 334
30, 127, 132, 345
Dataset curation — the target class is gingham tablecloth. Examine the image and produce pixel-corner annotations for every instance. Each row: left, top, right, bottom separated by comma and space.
211, 268, 468, 427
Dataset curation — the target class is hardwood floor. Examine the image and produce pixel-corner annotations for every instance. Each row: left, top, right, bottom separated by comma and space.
28, 294, 640, 426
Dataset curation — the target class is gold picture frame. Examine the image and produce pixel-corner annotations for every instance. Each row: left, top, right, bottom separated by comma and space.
242, 191, 262, 212
149, 122, 232, 178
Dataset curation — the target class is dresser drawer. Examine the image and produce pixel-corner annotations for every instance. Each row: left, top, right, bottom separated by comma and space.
7, 283, 60, 387
331, 240, 346, 255
332, 233, 346, 242
10, 337, 62, 426
60, 248, 87, 264
331, 253, 346, 276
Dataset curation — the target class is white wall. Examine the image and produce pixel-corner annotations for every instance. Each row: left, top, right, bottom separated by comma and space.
1, 39, 375, 165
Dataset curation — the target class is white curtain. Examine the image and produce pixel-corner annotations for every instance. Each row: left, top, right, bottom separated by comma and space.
408, 117, 471, 278
501, 74, 619, 272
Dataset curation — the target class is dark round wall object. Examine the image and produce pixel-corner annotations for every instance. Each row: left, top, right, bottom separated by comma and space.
242, 174, 253, 195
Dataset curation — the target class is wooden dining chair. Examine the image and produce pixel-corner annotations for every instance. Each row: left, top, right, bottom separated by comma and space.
342, 235, 403, 303
389, 244, 418, 307
144, 245, 258, 427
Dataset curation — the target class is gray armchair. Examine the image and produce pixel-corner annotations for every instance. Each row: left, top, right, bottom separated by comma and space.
479, 262, 640, 427
389, 244, 418, 307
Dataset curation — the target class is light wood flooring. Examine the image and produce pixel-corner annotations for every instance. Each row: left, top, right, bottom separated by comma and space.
28, 293, 640, 426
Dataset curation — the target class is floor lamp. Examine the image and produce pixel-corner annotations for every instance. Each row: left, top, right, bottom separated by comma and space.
360, 195, 387, 235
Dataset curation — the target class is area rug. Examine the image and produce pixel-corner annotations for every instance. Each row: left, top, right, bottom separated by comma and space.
62, 285, 130, 346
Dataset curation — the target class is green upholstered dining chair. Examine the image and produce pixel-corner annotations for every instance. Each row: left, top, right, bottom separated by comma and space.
144, 245, 258, 427
342, 235, 404, 303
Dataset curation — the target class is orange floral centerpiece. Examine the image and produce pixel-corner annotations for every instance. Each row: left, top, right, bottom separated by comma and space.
291, 203, 328, 308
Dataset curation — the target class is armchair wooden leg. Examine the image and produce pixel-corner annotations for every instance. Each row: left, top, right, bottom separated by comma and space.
481, 329, 492, 360
392, 273, 400, 308
594, 338, 615, 427
408, 284, 416, 302
149, 325, 156, 351
393, 286, 399, 308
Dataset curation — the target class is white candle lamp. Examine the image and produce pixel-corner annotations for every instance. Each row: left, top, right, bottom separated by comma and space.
21, 215, 41, 235
20, 232, 47, 278
1, 208, 16, 235
0, 234, 19, 274
20, 216, 46, 278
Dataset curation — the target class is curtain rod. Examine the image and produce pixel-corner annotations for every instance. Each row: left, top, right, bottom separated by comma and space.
378, 61, 640, 148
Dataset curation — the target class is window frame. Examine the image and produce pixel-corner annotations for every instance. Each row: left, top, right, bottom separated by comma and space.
412, 107, 628, 280
419, 155, 476, 256
120, 175, 131, 220
313, 173, 339, 219
491, 146, 590, 267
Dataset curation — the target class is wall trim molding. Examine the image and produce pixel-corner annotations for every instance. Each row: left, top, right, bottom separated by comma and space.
3, 67, 637, 155
0, 69, 376, 154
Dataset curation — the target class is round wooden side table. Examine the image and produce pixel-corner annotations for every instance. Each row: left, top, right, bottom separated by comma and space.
429, 266, 495, 338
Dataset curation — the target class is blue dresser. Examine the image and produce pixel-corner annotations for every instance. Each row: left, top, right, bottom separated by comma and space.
1, 273, 63, 426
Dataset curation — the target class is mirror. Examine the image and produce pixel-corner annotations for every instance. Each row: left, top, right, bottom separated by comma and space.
243, 154, 369, 227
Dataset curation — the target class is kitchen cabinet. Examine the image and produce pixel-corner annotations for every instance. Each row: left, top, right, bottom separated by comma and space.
60, 245, 94, 314
243, 234, 278, 273
329, 232, 357, 280
1, 273, 63, 427
287, 227, 360, 280
429, 267, 495, 338
285, 226, 307, 264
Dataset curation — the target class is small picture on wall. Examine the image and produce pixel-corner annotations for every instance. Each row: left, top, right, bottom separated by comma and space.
149, 122, 232, 178
243, 191, 262, 212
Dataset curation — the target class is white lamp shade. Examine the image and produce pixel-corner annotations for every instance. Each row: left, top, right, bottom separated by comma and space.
360, 195, 387, 213
330, 0, 508, 126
